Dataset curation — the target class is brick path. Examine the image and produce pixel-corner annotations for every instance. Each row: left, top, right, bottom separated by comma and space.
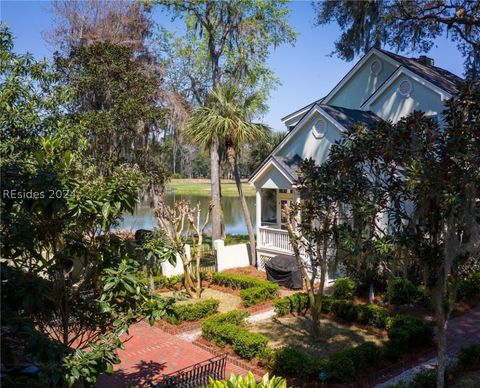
96, 321, 251, 387
375, 304, 480, 387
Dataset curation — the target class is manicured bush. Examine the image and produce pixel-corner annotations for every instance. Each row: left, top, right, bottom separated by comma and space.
166, 299, 219, 324
240, 284, 279, 307
273, 293, 310, 316
386, 278, 417, 305
386, 314, 434, 354
356, 304, 389, 328
332, 277, 357, 300
140, 274, 183, 289
457, 343, 480, 370
457, 271, 480, 301
271, 346, 320, 380
212, 272, 279, 306
330, 300, 358, 321
202, 310, 268, 360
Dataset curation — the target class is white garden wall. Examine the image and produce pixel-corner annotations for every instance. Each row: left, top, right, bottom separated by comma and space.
214, 240, 251, 272
160, 244, 190, 277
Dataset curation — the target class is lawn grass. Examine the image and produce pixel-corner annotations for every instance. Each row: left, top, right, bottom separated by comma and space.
248, 315, 386, 359
166, 178, 255, 197
160, 288, 242, 313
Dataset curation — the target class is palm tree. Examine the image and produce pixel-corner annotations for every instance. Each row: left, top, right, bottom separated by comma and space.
185, 84, 268, 265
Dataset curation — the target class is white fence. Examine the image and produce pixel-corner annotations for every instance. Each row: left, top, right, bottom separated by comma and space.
160, 244, 190, 277
214, 240, 251, 271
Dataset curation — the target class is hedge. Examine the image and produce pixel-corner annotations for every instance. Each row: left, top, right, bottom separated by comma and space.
212, 272, 279, 306
271, 342, 381, 382
269, 313, 432, 382
166, 299, 219, 325
273, 293, 310, 316
202, 310, 268, 360
274, 293, 388, 328
386, 278, 417, 305
385, 314, 434, 357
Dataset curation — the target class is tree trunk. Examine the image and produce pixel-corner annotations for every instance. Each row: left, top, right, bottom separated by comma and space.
210, 138, 224, 242
436, 315, 447, 388
228, 147, 256, 266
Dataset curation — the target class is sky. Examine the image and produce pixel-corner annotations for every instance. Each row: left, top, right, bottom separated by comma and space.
1, 0, 464, 132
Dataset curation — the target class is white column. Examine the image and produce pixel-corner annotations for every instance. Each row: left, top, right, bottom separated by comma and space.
255, 188, 262, 240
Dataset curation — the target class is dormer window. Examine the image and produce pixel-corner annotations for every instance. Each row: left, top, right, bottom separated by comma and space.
399, 79, 413, 97
370, 60, 383, 75
312, 118, 326, 139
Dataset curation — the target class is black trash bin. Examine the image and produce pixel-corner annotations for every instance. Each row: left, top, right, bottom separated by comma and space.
265, 255, 303, 289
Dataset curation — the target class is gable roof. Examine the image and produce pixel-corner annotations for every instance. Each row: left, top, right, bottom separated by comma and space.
249, 104, 383, 184
281, 97, 325, 123
320, 105, 384, 132
378, 49, 463, 96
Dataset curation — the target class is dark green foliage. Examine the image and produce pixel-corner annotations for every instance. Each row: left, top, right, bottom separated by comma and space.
414, 285, 432, 309
271, 342, 381, 382
458, 343, 480, 370
332, 277, 357, 300
240, 285, 278, 307
166, 299, 219, 324
202, 310, 268, 360
271, 347, 320, 380
273, 293, 310, 316
458, 272, 480, 300
211, 272, 279, 306
356, 304, 389, 328
330, 300, 358, 321
387, 278, 417, 305
386, 315, 434, 356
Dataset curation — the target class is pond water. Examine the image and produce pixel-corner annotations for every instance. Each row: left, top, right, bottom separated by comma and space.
117, 192, 256, 235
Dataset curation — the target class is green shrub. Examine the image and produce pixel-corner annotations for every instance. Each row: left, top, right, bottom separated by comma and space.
202, 310, 268, 360
356, 304, 389, 328
273, 293, 310, 316
414, 285, 432, 309
458, 343, 480, 370
271, 346, 320, 380
212, 272, 279, 306
240, 284, 279, 307
167, 299, 219, 324
386, 315, 434, 354
387, 278, 417, 305
332, 277, 357, 300
330, 300, 358, 321
139, 274, 183, 289
207, 372, 287, 388
458, 272, 480, 300
231, 330, 269, 360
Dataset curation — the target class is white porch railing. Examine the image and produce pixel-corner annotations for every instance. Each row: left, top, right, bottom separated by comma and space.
258, 226, 293, 254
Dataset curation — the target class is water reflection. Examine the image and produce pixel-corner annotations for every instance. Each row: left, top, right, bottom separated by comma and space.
117, 192, 256, 235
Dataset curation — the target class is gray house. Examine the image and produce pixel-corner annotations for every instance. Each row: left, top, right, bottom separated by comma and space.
249, 47, 463, 275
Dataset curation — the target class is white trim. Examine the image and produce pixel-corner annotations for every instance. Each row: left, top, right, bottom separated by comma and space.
322, 48, 400, 105
281, 104, 313, 124
249, 157, 295, 186
360, 66, 453, 110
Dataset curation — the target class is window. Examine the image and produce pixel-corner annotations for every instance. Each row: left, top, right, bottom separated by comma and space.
261, 189, 277, 225
399, 79, 413, 97
370, 60, 383, 75
312, 118, 326, 139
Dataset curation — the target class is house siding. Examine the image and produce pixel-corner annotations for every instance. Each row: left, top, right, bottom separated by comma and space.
370, 75, 445, 123
328, 54, 397, 109
278, 112, 343, 166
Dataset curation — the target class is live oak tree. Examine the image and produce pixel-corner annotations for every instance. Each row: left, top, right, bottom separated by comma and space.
155, 0, 296, 241
314, 0, 480, 74
324, 81, 480, 387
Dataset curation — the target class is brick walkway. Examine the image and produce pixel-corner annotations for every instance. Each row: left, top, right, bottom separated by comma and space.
96, 321, 250, 387
375, 304, 480, 387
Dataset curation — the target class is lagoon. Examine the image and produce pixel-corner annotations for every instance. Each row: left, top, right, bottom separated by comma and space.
117, 192, 256, 235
